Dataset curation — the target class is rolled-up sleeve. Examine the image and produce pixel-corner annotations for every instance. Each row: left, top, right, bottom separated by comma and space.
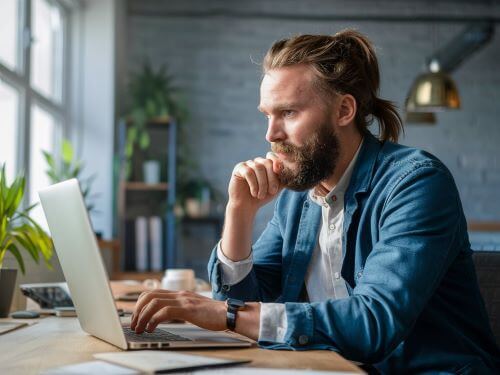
208, 198, 285, 303
216, 241, 253, 285
258, 303, 288, 343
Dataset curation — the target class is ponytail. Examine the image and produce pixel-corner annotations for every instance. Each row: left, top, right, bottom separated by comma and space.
372, 97, 404, 143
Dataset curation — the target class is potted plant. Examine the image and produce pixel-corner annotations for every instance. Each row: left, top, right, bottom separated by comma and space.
0, 165, 53, 317
42, 139, 98, 215
123, 61, 190, 182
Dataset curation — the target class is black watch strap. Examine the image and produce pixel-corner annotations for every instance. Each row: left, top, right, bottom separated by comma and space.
226, 298, 245, 331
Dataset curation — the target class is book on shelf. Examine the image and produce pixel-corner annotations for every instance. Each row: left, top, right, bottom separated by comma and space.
134, 216, 164, 272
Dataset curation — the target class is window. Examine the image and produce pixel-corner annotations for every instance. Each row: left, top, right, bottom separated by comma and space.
31, 0, 64, 101
0, 0, 20, 70
0, 80, 20, 182
0, 0, 69, 226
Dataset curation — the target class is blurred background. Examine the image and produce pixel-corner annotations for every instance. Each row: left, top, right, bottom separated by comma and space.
1, 0, 499, 291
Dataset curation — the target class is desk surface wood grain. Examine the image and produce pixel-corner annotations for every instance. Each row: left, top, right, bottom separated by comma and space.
0, 316, 362, 373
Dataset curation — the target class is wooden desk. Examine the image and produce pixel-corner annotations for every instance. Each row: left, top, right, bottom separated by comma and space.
0, 317, 362, 373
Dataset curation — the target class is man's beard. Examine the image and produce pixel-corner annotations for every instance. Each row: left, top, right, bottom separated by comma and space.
271, 124, 340, 191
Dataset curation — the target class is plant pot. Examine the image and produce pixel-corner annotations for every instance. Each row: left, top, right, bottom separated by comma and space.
143, 160, 160, 184
0, 268, 17, 317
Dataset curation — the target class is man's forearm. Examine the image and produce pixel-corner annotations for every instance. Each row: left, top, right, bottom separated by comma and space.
220, 202, 256, 261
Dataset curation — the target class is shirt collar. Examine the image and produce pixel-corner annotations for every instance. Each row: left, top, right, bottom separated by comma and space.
309, 139, 364, 207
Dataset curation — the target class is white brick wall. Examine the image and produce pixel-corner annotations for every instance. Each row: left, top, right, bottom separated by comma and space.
125, 0, 500, 238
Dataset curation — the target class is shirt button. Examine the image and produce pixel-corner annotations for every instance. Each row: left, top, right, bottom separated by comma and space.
334, 272, 340, 280
298, 335, 309, 345
329, 223, 336, 231
332, 195, 337, 202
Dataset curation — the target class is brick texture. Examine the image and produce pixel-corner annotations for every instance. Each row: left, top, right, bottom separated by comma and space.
125, 0, 500, 239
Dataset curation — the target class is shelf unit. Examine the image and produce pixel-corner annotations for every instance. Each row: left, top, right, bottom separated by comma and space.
117, 117, 177, 271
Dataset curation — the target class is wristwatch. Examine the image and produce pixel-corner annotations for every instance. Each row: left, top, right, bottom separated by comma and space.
226, 298, 245, 331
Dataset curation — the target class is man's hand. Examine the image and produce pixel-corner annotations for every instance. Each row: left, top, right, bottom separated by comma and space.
229, 152, 283, 213
130, 289, 261, 341
130, 290, 226, 333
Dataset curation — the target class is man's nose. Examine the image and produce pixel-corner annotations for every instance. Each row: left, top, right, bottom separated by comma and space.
265, 117, 286, 143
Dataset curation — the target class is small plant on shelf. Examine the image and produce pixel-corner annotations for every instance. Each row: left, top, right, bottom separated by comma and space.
123, 61, 189, 181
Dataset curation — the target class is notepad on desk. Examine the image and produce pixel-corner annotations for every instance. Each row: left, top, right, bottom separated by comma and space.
93, 351, 250, 373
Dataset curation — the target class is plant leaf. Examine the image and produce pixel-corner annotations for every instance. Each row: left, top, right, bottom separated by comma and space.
62, 139, 74, 164
7, 244, 26, 274
139, 131, 150, 150
42, 150, 56, 169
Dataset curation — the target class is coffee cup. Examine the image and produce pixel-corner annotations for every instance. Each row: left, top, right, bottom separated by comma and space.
161, 269, 196, 291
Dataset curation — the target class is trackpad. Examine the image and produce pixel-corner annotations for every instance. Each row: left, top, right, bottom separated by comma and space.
160, 324, 251, 343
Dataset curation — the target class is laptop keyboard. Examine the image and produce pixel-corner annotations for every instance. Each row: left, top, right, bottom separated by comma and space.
123, 327, 192, 342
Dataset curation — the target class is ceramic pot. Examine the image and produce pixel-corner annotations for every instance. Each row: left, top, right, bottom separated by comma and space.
0, 268, 17, 317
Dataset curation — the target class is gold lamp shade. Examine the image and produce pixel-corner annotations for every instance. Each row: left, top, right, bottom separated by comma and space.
404, 96, 436, 125
406, 72, 461, 112
405, 111, 436, 125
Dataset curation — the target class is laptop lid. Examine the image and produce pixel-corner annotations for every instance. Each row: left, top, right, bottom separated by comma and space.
39, 179, 128, 350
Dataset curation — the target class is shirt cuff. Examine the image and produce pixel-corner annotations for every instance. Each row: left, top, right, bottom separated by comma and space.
258, 303, 288, 343
216, 240, 253, 285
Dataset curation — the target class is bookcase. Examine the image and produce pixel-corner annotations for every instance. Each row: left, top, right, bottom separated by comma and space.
116, 117, 177, 271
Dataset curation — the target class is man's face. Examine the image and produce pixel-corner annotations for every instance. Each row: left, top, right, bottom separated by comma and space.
258, 65, 341, 191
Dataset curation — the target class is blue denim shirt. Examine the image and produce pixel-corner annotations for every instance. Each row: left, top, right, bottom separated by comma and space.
208, 133, 500, 373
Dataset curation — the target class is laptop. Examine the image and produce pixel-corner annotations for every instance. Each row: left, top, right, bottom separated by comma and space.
38, 179, 252, 350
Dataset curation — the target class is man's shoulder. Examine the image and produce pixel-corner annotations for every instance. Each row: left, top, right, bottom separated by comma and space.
374, 141, 452, 183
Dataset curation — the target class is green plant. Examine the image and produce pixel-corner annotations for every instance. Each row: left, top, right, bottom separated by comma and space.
124, 61, 189, 180
42, 139, 98, 214
0, 165, 53, 274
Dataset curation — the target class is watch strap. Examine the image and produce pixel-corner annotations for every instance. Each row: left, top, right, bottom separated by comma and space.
226, 298, 245, 331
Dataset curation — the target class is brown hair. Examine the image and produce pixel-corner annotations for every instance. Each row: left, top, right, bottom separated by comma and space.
262, 29, 403, 143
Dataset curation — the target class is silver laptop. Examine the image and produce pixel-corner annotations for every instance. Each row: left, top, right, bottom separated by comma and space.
39, 179, 251, 350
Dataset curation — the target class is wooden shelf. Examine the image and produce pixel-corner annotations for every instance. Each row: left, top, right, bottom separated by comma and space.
117, 117, 177, 270
468, 221, 500, 232
122, 182, 168, 191
124, 116, 171, 128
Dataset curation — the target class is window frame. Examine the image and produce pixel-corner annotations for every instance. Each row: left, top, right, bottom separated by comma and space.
0, 0, 71, 205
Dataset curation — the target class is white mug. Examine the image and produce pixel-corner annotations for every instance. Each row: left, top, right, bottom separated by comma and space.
161, 269, 195, 291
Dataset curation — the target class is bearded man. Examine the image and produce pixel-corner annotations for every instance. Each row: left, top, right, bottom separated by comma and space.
131, 30, 500, 373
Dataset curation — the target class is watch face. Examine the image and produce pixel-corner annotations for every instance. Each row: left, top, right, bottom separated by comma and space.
227, 298, 245, 308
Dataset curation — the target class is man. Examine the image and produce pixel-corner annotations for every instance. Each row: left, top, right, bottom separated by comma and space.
131, 30, 500, 373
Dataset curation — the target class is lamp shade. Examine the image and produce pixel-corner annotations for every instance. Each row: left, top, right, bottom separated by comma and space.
406, 72, 461, 112
405, 111, 436, 125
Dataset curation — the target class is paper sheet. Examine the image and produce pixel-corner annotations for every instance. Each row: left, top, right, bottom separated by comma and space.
94, 351, 249, 373
41, 360, 138, 374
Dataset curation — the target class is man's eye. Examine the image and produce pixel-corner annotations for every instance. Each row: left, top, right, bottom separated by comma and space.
283, 110, 295, 118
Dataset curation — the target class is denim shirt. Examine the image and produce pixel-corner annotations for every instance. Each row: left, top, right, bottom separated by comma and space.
207, 133, 500, 373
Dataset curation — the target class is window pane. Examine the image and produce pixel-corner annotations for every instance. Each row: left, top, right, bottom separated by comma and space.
0, 79, 20, 182
0, 0, 19, 70
31, 0, 64, 101
30, 104, 56, 229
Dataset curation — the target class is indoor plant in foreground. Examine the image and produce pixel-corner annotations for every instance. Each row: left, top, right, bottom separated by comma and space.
0, 164, 53, 317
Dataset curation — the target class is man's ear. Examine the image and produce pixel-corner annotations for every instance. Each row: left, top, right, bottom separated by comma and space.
336, 94, 357, 127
